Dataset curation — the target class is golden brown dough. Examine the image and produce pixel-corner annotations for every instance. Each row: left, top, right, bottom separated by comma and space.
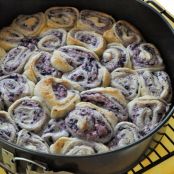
0, 27, 24, 51
51, 45, 99, 73
65, 102, 118, 143
34, 77, 80, 119
24, 51, 62, 83
77, 10, 115, 34
80, 87, 128, 121
103, 20, 143, 46
45, 7, 79, 30
67, 28, 106, 56
50, 137, 109, 155
12, 12, 46, 37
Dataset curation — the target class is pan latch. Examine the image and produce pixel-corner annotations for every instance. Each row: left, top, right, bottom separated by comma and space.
1, 148, 16, 173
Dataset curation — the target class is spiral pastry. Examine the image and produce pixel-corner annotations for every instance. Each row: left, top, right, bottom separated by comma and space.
139, 70, 172, 102
81, 87, 128, 121
128, 43, 164, 70
34, 77, 80, 119
50, 137, 109, 156
51, 45, 99, 72
17, 129, 49, 153
0, 46, 35, 75
8, 96, 49, 132
42, 119, 69, 145
0, 111, 17, 142
65, 102, 118, 143
128, 96, 168, 133
77, 10, 115, 34
12, 12, 46, 37
37, 28, 67, 52
108, 122, 141, 149
0, 73, 35, 108
111, 68, 141, 101
45, 7, 79, 29
101, 43, 131, 72
67, 28, 106, 56
0, 27, 24, 51
103, 20, 143, 46
62, 58, 110, 91
24, 51, 62, 83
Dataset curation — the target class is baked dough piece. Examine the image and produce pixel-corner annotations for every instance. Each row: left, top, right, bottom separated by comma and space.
42, 119, 69, 145
0, 46, 36, 75
9, 96, 49, 132
45, 7, 79, 29
51, 45, 99, 72
50, 137, 109, 155
103, 20, 143, 46
65, 102, 118, 143
67, 28, 106, 56
111, 68, 141, 101
12, 12, 46, 37
101, 43, 131, 72
34, 77, 80, 119
62, 59, 110, 91
17, 129, 49, 153
139, 70, 172, 102
128, 43, 164, 70
0, 27, 24, 51
80, 87, 128, 121
24, 51, 62, 83
108, 122, 141, 149
77, 10, 115, 34
37, 28, 67, 52
128, 96, 168, 133
0, 73, 35, 109
0, 111, 17, 142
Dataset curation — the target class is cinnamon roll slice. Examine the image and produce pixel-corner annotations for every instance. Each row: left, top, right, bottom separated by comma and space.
77, 10, 115, 34
67, 28, 106, 56
65, 102, 118, 143
17, 129, 49, 153
50, 137, 109, 156
0, 111, 17, 142
103, 20, 143, 46
51, 45, 99, 72
12, 12, 46, 37
0, 27, 24, 51
128, 96, 168, 133
128, 43, 164, 70
101, 43, 131, 72
139, 70, 172, 102
0, 46, 35, 75
37, 28, 67, 52
45, 7, 79, 29
0, 73, 35, 109
108, 122, 141, 149
24, 51, 62, 83
62, 59, 110, 91
80, 87, 128, 121
9, 96, 49, 132
42, 119, 69, 145
34, 77, 80, 119
111, 68, 141, 101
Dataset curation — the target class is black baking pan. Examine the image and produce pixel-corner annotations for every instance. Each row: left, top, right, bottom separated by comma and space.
0, 0, 174, 174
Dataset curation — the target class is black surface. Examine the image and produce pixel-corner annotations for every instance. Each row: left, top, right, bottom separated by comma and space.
0, 0, 174, 174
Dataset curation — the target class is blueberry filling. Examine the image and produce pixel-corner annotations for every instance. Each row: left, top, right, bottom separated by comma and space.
52, 83, 67, 99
